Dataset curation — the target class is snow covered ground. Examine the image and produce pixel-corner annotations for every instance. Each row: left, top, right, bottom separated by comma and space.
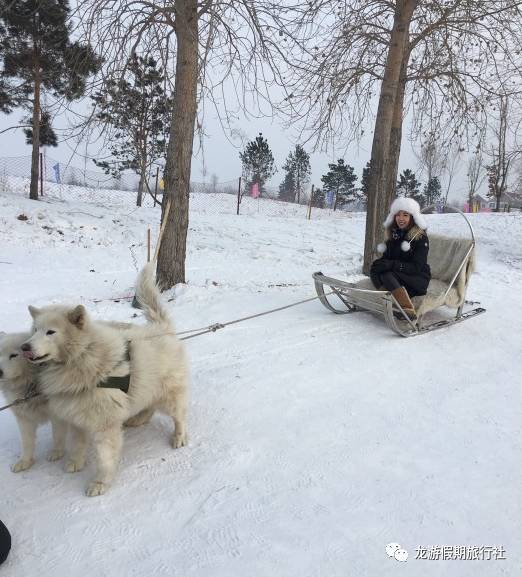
0, 183, 521, 577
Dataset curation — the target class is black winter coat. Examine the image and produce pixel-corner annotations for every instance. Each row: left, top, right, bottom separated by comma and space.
0, 519, 10, 565
371, 225, 431, 296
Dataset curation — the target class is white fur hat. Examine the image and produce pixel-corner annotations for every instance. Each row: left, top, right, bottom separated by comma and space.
383, 197, 427, 230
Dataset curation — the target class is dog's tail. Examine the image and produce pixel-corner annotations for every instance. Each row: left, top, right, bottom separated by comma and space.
135, 262, 171, 326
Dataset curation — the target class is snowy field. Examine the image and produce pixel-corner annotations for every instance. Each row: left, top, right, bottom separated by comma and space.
0, 183, 521, 577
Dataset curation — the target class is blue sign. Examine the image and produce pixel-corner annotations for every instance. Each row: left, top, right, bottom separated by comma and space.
326, 190, 334, 206
53, 163, 61, 184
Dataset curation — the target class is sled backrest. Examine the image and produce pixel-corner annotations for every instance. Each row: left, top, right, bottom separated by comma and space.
428, 234, 474, 286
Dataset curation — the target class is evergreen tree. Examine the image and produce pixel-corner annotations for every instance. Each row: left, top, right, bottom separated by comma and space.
239, 133, 276, 195
279, 144, 311, 204
92, 55, 172, 206
396, 169, 423, 205
311, 186, 325, 208
278, 170, 295, 202
321, 159, 358, 210
422, 176, 442, 207
0, 77, 10, 112
0, 0, 100, 199
23, 110, 57, 147
359, 160, 371, 208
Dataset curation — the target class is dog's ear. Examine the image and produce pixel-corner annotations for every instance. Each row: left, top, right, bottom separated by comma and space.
28, 305, 41, 319
68, 305, 87, 329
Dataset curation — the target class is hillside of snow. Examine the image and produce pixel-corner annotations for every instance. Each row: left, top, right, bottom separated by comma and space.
0, 183, 521, 577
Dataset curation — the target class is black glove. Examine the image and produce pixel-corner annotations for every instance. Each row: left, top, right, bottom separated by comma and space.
371, 259, 393, 274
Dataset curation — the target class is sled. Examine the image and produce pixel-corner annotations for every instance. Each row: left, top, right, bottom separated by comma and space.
313, 205, 486, 337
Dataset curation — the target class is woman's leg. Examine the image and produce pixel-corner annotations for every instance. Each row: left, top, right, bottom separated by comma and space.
392, 271, 429, 297
379, 271, 402, 292
370, 270, 389, 289
380, 272, 417, 318
372, 271, 417, 319
370, 270, 417, 318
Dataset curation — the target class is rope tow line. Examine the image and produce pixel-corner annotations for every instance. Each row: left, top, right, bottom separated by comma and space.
1, 291, 335, 412
178, 291, 335, 340
0, 387, 40, 413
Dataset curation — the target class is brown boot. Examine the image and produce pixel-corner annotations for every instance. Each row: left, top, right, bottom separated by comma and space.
391, 287, 417, 319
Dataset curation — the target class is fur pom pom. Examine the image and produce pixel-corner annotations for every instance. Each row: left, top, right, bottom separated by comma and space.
376, 243, 386, 254
401, 240, 411, 252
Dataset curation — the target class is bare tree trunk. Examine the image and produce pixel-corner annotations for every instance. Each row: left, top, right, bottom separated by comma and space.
362, 0, 415, 274
30, 37, 41, 201
137, 150, 147, 207
383, 52, 408, 206
494, 95, 508, 213
157, 0, 198, 290
137, 172, 144, 207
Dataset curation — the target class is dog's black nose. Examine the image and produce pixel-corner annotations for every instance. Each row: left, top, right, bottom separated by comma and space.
21, 343, 31, 352
0, 368, 3, 378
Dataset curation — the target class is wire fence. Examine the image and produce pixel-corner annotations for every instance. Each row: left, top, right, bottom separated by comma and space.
0, 154, 360, 220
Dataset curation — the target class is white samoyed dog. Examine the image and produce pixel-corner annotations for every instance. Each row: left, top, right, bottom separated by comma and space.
21, 263, 188, 496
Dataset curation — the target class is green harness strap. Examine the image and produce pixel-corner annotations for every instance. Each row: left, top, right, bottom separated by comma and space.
97, 342, 131, 394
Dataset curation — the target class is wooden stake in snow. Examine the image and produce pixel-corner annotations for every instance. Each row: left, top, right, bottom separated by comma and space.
132, 200, 172, 308
153, 198, 172, 262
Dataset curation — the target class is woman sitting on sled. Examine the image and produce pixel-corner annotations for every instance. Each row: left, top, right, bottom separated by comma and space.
370, 197, 431, 319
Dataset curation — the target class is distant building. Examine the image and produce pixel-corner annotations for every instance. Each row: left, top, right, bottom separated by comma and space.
464, 192, 522, 212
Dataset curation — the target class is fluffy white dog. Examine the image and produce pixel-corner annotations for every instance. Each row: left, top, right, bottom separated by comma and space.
0, 332, 67, 472
21, 263, 189, 496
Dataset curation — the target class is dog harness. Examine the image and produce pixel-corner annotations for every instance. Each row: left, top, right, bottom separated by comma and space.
97, 341, 131, 394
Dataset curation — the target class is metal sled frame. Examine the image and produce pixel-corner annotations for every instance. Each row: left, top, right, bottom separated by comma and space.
313, 205, 486, 337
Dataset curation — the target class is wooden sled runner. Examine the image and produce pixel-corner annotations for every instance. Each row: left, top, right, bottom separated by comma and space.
313, 205, 486, 337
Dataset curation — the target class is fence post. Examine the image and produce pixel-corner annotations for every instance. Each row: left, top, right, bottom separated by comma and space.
236, 176, 242, 215
147, 228, 151, 262
307, 185, 314, 220
39, 152, 43, 196
154, 166, 159, 207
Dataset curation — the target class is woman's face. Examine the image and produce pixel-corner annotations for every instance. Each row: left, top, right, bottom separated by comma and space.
395, 210, 412, 230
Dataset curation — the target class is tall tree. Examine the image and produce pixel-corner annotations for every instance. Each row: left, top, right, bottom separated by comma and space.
466, 142, 485, 212
360, 160, 371, 207
279, 144, 311, 203
441, 142, 463, 205
240, 133, 276, 196
278, 170, 296, 203
396, 168, 422, 204
416, 132, 445, 187
321, 158, 358, 210
422, 176, 442, 208
91, 55, 172, 207
157, 0, 198, 288
0, 0, 100, 200
311, 186, 325, 209
281, 0, 522, 272
485, 95, 520, 212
